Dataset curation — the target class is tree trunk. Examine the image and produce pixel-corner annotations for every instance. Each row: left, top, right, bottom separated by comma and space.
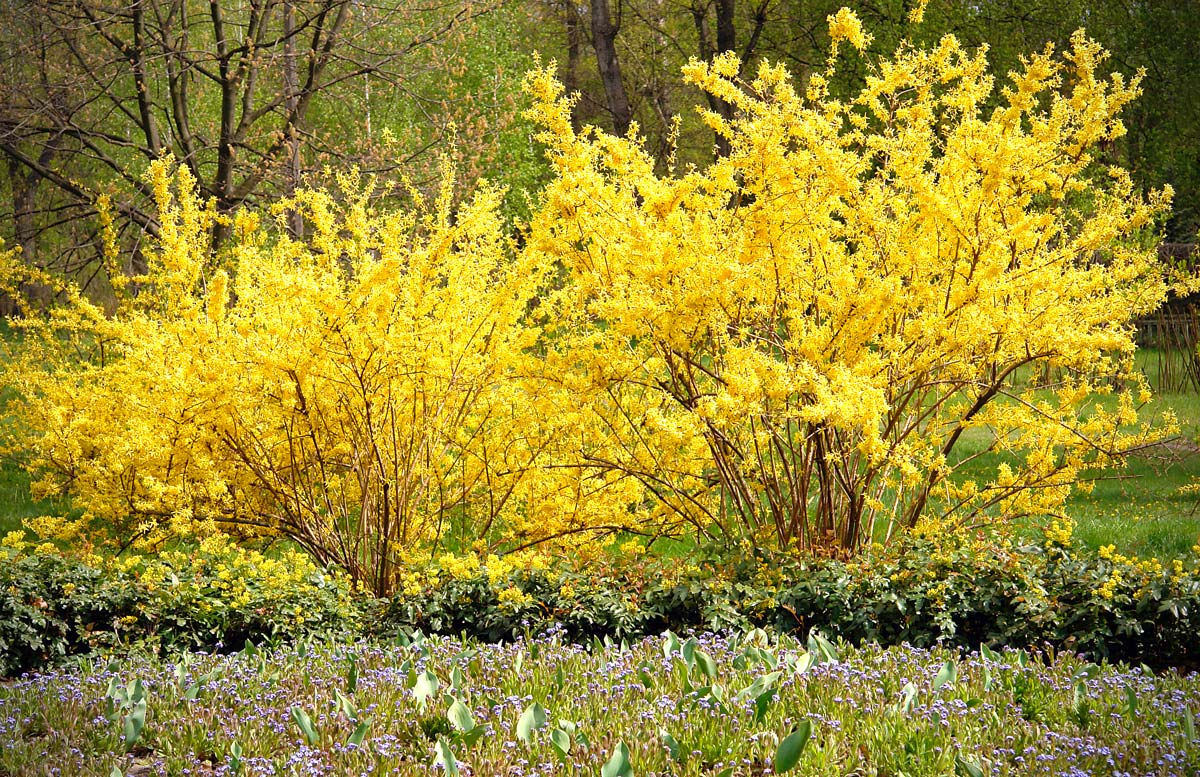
283, 0, 304, 238
563, 0, 585, 131
590, 0, 633, 136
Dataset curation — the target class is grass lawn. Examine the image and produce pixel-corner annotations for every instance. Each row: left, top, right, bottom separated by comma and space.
0, 462, 68, 537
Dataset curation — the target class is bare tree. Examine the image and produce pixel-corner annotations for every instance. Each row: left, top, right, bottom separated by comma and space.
0, 0, 500, 297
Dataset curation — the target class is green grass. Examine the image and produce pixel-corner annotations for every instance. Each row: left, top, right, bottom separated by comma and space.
0, 458, 69, 537
1024, 383, 1200, 559
1069, 437, 1200, 558
935, 362, 1200, 559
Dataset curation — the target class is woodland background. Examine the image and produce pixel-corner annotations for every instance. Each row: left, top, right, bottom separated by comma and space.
2, 0, 1198, 305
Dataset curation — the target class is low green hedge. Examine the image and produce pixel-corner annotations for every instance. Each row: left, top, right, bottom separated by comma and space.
4, 530, 1199, 676
0, 538, 361, 677
768, 534, 1200, 666
379, 534, 1200, 668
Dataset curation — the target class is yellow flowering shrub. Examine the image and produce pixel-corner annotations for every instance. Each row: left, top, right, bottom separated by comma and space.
522, 13, 1176, 555
0, 159, 584, 596
0, 9, 1185, 582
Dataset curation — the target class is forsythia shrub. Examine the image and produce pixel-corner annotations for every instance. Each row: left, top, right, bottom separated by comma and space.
521, 17, 1177, 553
0, 11, 1185, 580
0, 162, 626, 595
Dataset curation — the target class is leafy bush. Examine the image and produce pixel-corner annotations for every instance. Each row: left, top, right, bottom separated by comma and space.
378, 553, 755, 643
0, 548, 141, 676
5, 528, 1199, 676
130, 534, 362, 652
378, 533, 1200, 667
770, 530, 1200, 666
0, 535, 361, 677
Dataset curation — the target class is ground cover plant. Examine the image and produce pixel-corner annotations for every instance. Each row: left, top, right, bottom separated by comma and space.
1, 629, 1197, 776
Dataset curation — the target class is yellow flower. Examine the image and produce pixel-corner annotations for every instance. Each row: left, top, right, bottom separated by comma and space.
827, 8, 871, 52
497, 585, 532, 611
1, 531, 26, 550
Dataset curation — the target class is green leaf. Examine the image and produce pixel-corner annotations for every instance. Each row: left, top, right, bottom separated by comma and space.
1072, 679, 1089, 724
462, 726, 487, 748
447, 697, 475, 733
659, 729, 681, 762
516, 702, 548, 744
348, 720, 370, 747
807, 630, 839, 663
662, 631, 681, 658
335, 689, 358, 721
739, 671, 781, 701
550, 727, 572, 757
109, 767, 123, 777
122, 698, 147, 751
774, 720, 814, 773
954, 753, 985, 777
434, 737, 459, 777
345, 653, 359, 694
450, 665, 465, 693
414, 670, 439, 710
695, 649, 718, 680
601, 741, 633, 777
681, 637, 698, 669
1124, 686, 1138, 716
290, 706, 320, 746
933, 660, 958, 691
896, 682, 918, 715
979, 644, 998, 663
755, 689, 774, 723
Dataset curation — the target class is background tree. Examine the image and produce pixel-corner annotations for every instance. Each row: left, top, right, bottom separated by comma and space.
0, 0, 544, 308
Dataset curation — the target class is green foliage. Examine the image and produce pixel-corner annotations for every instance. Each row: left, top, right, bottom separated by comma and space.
378, 561, 753, 644
378, 536, 1200, 668
0, 542, 362, 677
4, 530, 1200, 677
770, 533, 1200, 666
0, 550, 140, 677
